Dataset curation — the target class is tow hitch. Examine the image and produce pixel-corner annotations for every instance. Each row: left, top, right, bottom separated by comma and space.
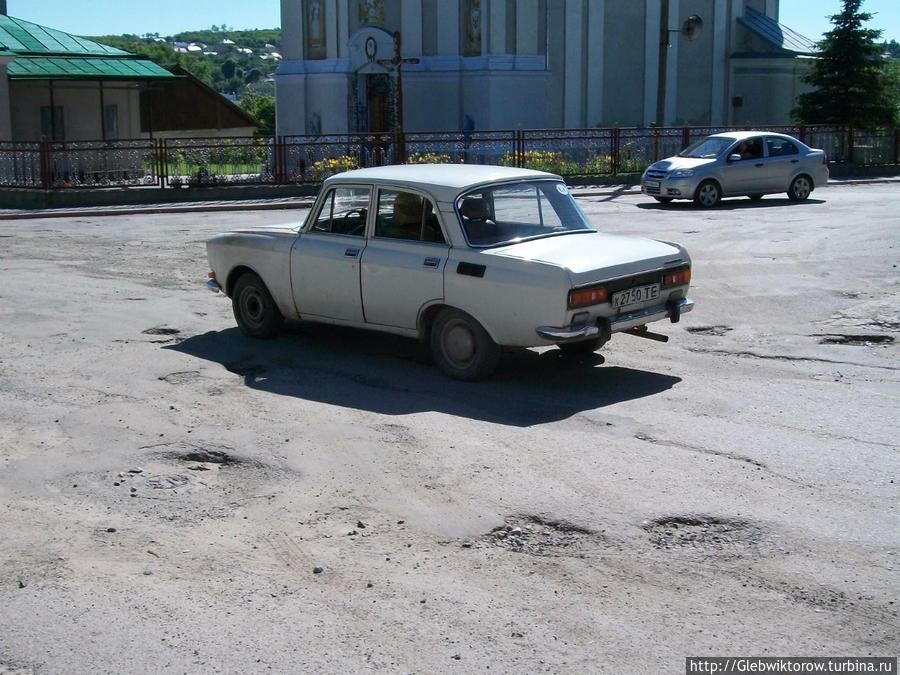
624, 325, 669, 343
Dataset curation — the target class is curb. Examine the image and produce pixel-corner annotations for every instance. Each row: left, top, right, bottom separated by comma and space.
0, 177, 896, 221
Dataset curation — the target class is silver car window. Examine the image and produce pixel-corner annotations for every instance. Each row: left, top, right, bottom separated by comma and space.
309, 186, 370, 236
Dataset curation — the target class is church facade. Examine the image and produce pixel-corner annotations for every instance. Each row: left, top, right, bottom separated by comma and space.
275, 0, 814, 136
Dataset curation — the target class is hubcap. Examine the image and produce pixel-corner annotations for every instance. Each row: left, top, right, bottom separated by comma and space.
700, 185, 717, 206
444, 322, 475, 365
241, 289, 263, 326
793, 178, 810, 199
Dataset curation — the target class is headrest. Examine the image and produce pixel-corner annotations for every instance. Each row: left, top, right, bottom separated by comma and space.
460, 197, 491, 220
392, 192, 423, 225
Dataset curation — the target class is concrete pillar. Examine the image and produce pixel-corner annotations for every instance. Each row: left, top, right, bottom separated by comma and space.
281, 0, 303, 60
710, 0, 728, 124
563, 0, 585, 127
643, 1, 661, 125
585, 0, 604, 126
401, 0, 423, 57
436, 1, 459, 56
489, 0, 507, 54
516, 0, 539, 55
325, 0, 338, 59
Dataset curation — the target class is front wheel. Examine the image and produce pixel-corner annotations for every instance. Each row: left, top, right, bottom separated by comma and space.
693, 180, 721, 208
430, 309, 500, 380
787, 175, 812, 201
232, 272, 283, 338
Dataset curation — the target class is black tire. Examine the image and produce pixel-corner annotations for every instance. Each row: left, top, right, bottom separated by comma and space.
653, 196, 673, 204
558, 338, 605, 357
693, 180, 721, 208
787, 175, 812, 201
748, 194, 764, 201
232, 272, 283, 338
430, 309, 500, 380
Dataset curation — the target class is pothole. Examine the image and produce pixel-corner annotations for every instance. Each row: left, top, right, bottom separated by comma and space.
159, 370, 200, 385
142, 327, 180, 336
816, 334, 894, 346
166, 446, 236, 465
146, 474, 192, 490
476, 515, 597, 556
685, 325, 733, 336
644, 515, 763, 553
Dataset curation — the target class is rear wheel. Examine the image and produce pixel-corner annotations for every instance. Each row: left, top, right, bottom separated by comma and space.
787, 175, 812, 201
232, 272, 283, 338
693, 180, 721, 208
430, 309, 500, 380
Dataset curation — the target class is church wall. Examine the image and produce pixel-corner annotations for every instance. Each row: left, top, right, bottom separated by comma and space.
674, 0, 715, 125
601, 2, 646, 126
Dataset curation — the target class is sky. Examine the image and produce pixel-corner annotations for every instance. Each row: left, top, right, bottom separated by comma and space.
5, 0, 899, 43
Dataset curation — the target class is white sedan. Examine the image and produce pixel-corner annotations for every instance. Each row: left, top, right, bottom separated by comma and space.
206, 164, 693, 379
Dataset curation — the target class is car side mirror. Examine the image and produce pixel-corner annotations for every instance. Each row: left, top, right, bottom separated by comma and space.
727, 154, 742, 163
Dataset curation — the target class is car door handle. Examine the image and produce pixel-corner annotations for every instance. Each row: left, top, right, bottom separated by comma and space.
791, 159, 799, 163
755, 162, 764, 167
344, 248, 360, 258
423, 257, 440, 268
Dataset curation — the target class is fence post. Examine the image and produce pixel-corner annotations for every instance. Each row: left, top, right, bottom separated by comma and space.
612, 128, 620, 175
681, 126, 690, 150
799, 125, 807, 145
894, 128, 899, 166
39, 140, 51, 190
847, 126, 855, 164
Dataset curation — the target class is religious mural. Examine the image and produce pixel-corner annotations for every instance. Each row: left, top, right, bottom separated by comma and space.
465, 0, 482, 56
359, 0, 385, 26
307, 0, 326, 59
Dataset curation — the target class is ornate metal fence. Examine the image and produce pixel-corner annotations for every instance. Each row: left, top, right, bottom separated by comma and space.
1, 125, 897, 190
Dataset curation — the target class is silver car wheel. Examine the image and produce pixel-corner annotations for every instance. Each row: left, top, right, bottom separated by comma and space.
694, 180, 721, 208
430, 309, 501, 380
788, 175, 812, 201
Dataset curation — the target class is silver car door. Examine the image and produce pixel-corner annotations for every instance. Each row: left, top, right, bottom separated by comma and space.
360, 188, 448, 329
764, 136, 802, 192
291, 185, 371, 322
720, 136, 766, 194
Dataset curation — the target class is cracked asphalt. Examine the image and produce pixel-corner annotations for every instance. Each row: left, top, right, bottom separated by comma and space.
0, 182, 897, 672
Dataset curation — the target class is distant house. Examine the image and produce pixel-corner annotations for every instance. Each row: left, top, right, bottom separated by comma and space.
0, 11, 258, 142
0, 12, 177, 141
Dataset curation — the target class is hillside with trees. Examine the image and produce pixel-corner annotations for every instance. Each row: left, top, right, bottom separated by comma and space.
91, 27, 280, 132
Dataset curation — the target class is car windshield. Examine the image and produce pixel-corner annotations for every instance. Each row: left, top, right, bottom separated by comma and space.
678, 136, 735, 159
456, 180, 594, 247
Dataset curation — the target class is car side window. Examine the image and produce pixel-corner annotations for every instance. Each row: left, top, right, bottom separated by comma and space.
736, 137, 764, 160
374, 189, 446, 244
310, 186, 370, 236
766, 137, 799, 157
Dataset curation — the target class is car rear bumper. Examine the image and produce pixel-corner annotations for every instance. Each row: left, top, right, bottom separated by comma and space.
536, 297, 694, 342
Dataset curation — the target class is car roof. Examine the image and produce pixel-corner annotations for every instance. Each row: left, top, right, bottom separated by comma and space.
706, 130, 800, 142
323, 164, 560, 202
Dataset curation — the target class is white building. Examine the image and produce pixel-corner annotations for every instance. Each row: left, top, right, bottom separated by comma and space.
275, 0, 816, 136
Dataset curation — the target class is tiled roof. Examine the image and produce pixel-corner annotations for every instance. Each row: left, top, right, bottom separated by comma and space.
737, 6, 817, 55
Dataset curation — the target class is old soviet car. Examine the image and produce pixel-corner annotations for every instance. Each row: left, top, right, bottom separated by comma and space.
641, 131, 829, 207
206, 164, 693, 380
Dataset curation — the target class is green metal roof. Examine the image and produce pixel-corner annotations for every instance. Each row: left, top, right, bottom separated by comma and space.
0, 14, 177, 81
7, 55, 177, 80
0, 14, 129, 56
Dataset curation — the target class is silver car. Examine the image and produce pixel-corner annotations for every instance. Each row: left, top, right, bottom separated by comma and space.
641, 131, 829, 208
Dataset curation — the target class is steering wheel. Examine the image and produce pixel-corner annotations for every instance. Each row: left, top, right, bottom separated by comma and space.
341, 208, 367, 236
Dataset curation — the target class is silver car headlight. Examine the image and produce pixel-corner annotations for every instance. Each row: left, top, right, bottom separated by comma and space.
669, 168, 694, 178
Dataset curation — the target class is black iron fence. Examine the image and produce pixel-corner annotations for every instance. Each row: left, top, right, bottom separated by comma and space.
1, 124, 897, 190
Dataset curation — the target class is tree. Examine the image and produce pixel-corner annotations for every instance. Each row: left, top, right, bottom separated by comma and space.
793, 0, 896, 128
239, 91, 276, 134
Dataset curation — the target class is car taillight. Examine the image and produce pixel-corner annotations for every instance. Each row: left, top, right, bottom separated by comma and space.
568, 285, 607, 308
823, 152, 828, 164
662, 268, 691, 287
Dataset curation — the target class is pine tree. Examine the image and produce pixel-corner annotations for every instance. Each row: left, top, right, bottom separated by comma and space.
793, 0, 896, 128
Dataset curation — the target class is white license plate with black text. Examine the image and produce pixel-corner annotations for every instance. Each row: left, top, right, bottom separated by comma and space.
612, 283, 660, 309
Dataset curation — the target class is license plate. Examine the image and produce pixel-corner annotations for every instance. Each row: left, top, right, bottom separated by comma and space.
612, 283, 660, 309
645, 180, 660, 189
